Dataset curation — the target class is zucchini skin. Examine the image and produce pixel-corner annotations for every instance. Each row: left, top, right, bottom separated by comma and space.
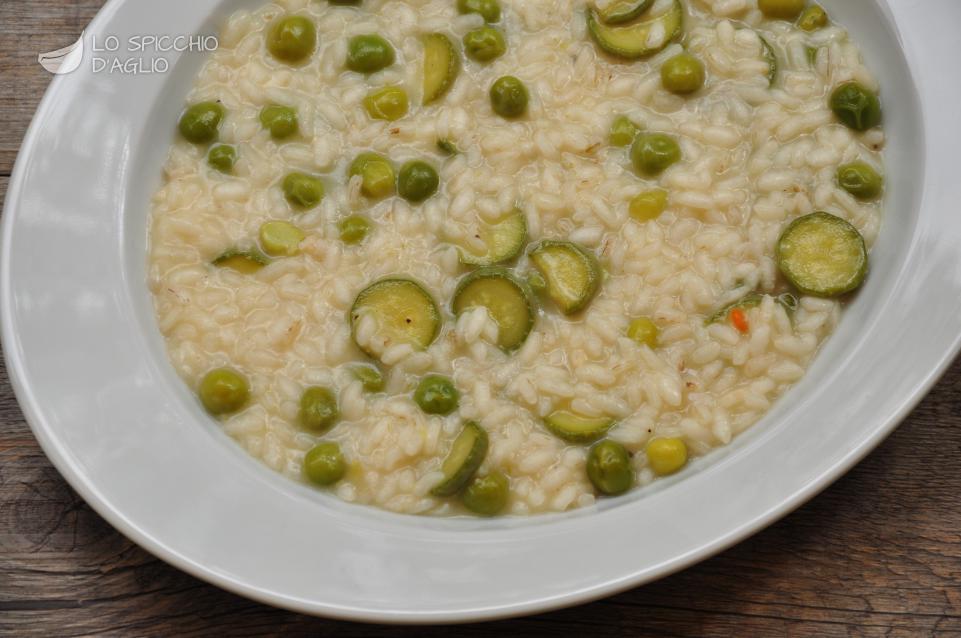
431, 422, 489, 497
529, 240, 602, 315
586, 0, 683, 60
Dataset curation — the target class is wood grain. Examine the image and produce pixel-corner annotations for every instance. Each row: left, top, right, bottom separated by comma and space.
0, 1, 107, 173
1, 2, 960, 636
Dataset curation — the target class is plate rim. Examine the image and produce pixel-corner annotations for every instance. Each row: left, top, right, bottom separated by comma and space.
3, 0, 961, 624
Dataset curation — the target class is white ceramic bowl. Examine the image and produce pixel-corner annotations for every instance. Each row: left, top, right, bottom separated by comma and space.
3, 0, 960, 624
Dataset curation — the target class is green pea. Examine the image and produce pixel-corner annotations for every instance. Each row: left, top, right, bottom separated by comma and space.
830, 82, 882, 131
798, 4, 828, 30
631, 133, 681, 176
414, 375, 459, 415
338, 215, 372, 245
490, 76, 529, 119
462, 472, 510, 516
208, 144, 237, 173
299, 386, 340, 432
259, 221, 305, 257
587, 440, 633, 496
259, 104, 299, 140
660, 53, 706, 95
646, 437, 687, 476
349, 153, 396, 198
609, 115, 640, 147
627, 317, 659, 348
198, 367, 249, 416
267, 15, 317, 64
363, 86, 409, 122
463, 27, 506, 63
346, 35, 396, 74
282, 172, 325, 209
351, 365, 385, 392
457, 0, 501, 22
629, 189, 668, 222
837, 161, 883, 200
178, 102, 225, 144
757, 0, 806, 20
397, 160, 440, 203
303, 442, 347, 486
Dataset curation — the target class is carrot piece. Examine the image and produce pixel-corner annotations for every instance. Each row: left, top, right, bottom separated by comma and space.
729, 307, 749, 334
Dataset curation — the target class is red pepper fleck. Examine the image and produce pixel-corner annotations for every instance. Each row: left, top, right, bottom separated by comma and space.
729, 307, 749, 334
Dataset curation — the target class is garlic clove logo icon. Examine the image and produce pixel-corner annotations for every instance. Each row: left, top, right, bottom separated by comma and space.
38, 32, 85, 75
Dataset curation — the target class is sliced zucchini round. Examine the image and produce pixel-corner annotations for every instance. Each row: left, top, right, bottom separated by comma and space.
544, 410, 615, 444
586, 0, 683, 60
212, 248, 270, 274
431, 421, 489, 497
422, 33, 460, 105
458, 210, 528, 266
350, 278, 442, 357
452, 267, 535, 351
776, 212, 867, 297
598, 0, 654, 25
529, 240, 601, 315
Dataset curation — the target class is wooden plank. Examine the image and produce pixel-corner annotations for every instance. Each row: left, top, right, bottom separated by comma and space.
0, 1, 104, 174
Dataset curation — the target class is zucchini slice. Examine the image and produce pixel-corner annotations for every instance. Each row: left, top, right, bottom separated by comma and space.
597, 0, 655, 25
431, 421, 489, 497
707, 291, 800, 324
452, 267, 536, 351
212, 248, 270, 274
529, 240, 601, 315
759, 35, 778, 86
544, 410, 615, 444
422, 33, 460, 105
776, 212, 867, 297
706, 292, 764, 325
458, 210, 528, 266
587, 0, 683, 60
350, 278, 442, 357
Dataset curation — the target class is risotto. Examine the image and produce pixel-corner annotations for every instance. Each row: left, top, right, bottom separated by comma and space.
148, 0, 885, 516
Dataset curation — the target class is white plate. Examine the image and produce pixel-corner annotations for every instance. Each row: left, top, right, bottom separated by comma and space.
3, 0, 961, 624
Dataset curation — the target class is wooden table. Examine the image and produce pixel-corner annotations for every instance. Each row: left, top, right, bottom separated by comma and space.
1, 2, 959, 635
